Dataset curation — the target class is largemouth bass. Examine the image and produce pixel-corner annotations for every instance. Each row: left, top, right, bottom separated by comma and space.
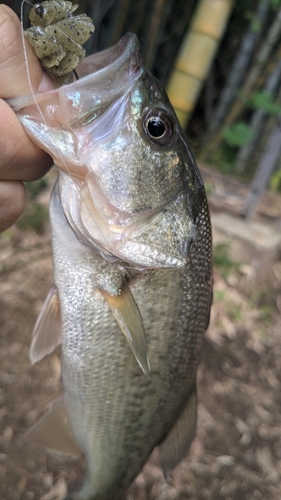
8, 32, 212, 500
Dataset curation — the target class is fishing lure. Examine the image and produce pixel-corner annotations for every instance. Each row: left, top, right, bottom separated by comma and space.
24, 0, 95, 86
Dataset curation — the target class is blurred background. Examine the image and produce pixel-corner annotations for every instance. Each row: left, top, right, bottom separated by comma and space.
0, 1, 281, 499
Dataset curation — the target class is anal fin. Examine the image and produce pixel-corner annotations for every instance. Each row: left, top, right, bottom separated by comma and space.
30, 285, 61, 365
101, 282, 150, 378
25, 398, 82, 459
158, 386, 197, 476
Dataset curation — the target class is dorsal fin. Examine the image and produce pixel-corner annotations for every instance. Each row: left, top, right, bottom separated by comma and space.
30, 285, 61, 365
101, 283, 150, 377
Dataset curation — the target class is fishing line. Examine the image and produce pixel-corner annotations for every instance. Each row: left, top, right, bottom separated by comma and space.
20, 0, 81, 193
20, 2, 108, 246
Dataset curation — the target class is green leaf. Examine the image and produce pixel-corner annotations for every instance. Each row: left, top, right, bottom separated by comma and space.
222, 122, 254, 147
248, 91, 281, 114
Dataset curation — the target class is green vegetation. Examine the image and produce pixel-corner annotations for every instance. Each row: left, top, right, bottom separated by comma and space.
213, 288, 226, 303
25, 178, 48, 197
16, 203, 49, 234
15, 179, 50, 234
247, 91, 281, 114
260, 304, 274, 324
270, 169, 281, 192
213, 243, 240, 278
222, 122, 254, 148
211, 144, 237, 174
225, 302, 243, 322
270, 0, 281, 8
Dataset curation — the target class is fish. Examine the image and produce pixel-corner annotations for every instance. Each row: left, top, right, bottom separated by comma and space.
8, 31, 212, 500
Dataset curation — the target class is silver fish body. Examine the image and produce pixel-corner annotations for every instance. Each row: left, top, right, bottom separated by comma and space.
8, 33, 212, 500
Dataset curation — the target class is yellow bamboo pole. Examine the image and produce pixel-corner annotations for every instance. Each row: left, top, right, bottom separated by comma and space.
167, 0, 234, 129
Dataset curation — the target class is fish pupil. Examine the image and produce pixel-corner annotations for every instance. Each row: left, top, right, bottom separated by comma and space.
147, 117, 165, 138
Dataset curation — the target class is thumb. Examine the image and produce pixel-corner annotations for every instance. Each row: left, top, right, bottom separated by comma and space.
0, 4, 53, 98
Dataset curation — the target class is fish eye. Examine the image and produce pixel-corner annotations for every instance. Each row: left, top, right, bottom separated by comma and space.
142, 109, 174, 147
34, 4, 44, 18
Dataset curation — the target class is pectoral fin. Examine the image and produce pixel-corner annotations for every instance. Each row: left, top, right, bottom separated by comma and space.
158, 386, 197, 476
30, 285, 61, 365
25, 398, 82, 458
101, 283, 150, 377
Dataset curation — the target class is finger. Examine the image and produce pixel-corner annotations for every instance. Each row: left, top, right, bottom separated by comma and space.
0, 5, 53, 180
0, 99, 52, 181
0, 180, 26, 232
0, 4, 52, 98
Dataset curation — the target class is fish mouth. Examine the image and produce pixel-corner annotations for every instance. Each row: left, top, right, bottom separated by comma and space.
7, 33, 143, 177
7, 33, 141, 116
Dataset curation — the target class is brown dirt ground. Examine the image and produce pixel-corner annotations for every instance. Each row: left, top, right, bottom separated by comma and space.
1, 174, 281, 500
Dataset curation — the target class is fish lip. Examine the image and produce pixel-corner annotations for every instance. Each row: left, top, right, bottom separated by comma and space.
7, 33, 141, 113
76, 32, 141, 83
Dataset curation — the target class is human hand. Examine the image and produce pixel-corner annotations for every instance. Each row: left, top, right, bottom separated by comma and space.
0, 4, 53, 232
